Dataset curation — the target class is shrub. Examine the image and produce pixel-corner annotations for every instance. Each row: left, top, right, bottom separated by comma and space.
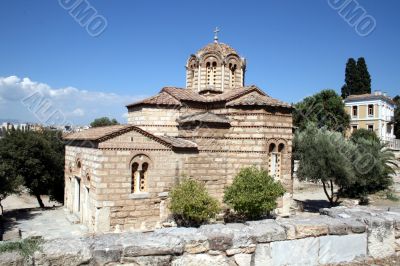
169, 178, 220, 227
223, 167, 285, 220
350, 128, 379, 143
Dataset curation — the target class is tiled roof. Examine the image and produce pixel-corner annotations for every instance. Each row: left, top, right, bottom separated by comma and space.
63, 125, 197, 150
177, 112, 230, 124
126, 92, 182, 108
126, 86, 291, 109
226, 92, 291, 108
64, 125, 131, 141
158, 136, 198, 149
344, 93, 395, 105
196, 42, 238, 57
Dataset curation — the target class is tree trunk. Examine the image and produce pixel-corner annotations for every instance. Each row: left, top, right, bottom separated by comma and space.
322, 181, 334, 206
0, 200, 3, 215
35, 194, 45, 208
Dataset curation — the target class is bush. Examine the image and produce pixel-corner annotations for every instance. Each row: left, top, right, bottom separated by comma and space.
350, 128, 379, 143
223, 167, 285, 220
169, 178, 220, 227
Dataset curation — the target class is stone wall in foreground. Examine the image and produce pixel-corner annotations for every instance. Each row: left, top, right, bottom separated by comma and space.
1, 206, 399, 266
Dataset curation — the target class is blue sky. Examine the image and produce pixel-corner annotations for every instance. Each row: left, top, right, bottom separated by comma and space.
0, 0, 399, 125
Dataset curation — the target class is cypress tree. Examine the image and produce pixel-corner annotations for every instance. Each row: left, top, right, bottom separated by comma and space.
341, 58, 358, 98
356, 57, 371, 94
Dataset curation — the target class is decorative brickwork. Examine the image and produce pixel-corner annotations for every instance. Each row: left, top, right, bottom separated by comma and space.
64, 41, 294, 232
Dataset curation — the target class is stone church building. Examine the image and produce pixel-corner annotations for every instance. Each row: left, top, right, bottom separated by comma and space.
64, 37, 294, 232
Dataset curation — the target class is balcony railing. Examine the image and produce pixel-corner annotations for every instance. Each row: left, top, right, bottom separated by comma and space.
385, 115, 395, 123
385, 139, 400, 150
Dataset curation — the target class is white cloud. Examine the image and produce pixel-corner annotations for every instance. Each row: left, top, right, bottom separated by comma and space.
0, 76, 145, 125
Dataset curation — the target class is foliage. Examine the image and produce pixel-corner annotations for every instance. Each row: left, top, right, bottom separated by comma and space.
394, 95, 400, 138
0, 129, 65, 207
294, 123, 356, 205
0, 237, 43, 258
223, 167, 285, 220
294, 89, 350, 132
350, 128, 380, 143
90, 117, 119, 127
169, 178, 220, 227
0, 162, 23, 215
341, 57, 371, 98
343, 138, 397, 198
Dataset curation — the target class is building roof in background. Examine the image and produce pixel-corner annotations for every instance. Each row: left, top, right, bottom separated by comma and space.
344, 93, 395, 105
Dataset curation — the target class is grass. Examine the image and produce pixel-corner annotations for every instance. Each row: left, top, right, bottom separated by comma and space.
0, 237, 43, 258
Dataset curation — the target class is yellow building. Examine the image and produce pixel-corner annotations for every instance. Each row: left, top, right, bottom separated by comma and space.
344, 91, 396, 141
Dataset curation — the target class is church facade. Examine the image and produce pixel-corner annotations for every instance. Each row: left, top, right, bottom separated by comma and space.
64, 39, 294, 232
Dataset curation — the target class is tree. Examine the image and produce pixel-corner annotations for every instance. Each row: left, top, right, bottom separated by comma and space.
341, 58, 358, 98
0, 162, 23, 215
90, 117, 119, 127
343, 138, 397, 198
394, 95, 400, 138
356, 57, 371, 94
169, 178, 220, 227
223, 167, 285, 220
341, 57, 371, 98
294, 89, 350, 133
294, 123, 356, 205
0, 129, 65, 208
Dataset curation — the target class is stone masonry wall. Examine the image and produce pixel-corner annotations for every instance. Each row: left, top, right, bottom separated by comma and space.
3, 206, 399, 266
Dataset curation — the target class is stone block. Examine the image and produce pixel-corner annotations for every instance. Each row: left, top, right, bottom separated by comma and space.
172, 254, 230, 266
366, 217, 396, 258
319, 234, 367, 264
254, 237, 320, 266
122, 255, 172, 265
0, 251, 24, 266
234, 253, 252, 266
118, 232, 183, 257
199, 224, 233, 251
245, 220, 286, 243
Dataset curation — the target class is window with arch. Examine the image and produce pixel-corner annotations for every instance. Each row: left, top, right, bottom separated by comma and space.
131, 155, 151, 193
206, 59, 217, 86
268, 143, 282, 178
229, 62, 237, 88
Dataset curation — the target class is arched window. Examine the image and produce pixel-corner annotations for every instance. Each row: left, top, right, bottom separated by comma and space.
131, 155, 151, 193
269, 142, 285, 178
206, 59, 217, 86
229, 63, 237, 88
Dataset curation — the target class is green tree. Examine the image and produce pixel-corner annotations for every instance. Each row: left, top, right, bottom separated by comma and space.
343, 139, 397, 198
0, 162, 23, 214
394, 95, 400, 138
294, 89, 350, 132
0, 129, 65, 208
224, 167, 285, 220
350, 128, 380, 143
294, 123, 356, 205
169, 178, 219, 227
341, 58, 358, 98
356, 57, 371, 94
90, 117, 119, 127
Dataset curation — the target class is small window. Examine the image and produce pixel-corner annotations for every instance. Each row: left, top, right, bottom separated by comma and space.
368, 105, 374, 116
352, 125, 358, 132
352, 106, 358, 117
131, 155, 151, 194
368, 125, 374, 131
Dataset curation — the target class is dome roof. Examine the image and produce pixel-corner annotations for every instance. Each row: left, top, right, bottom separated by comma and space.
196, 42, 239, 57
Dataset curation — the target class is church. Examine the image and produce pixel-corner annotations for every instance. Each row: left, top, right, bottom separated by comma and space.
64, 33, 294, 232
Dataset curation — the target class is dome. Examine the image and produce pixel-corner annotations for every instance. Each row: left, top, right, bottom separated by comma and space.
195, 42, 239, 58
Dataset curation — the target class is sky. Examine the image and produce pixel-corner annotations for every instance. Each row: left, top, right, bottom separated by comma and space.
0, 0, 399, 125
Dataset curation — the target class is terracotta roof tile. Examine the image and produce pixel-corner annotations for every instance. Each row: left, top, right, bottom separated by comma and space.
126, 86, 291, 109
126, 92, 182, 108
63, 125, 198, 150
